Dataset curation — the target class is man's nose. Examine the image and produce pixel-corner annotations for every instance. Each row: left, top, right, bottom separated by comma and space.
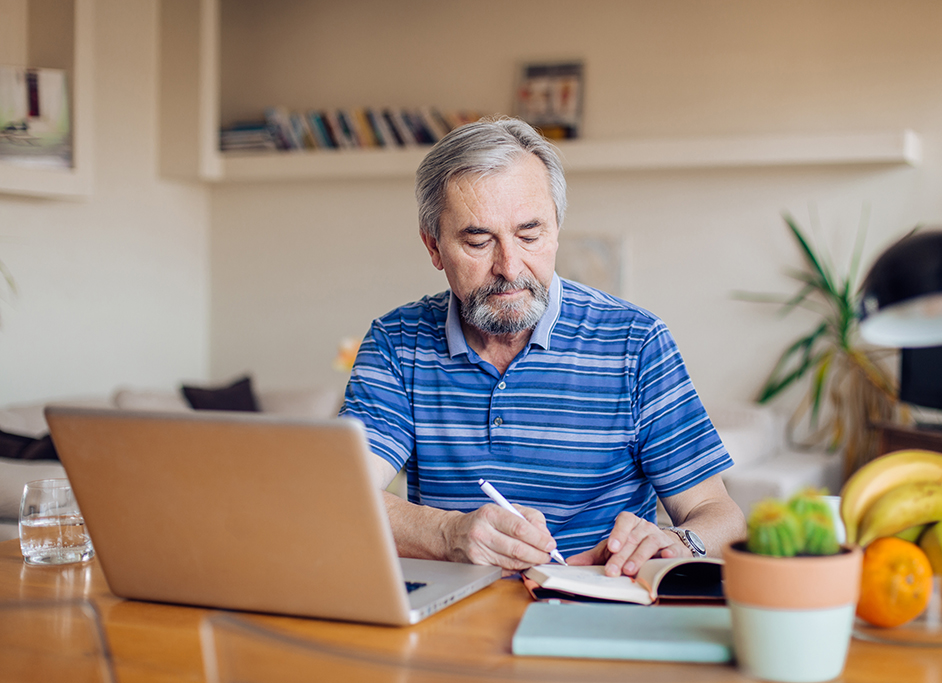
492, 241, 524, 282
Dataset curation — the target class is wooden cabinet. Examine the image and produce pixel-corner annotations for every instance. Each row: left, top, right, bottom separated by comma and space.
0, 0, 94, 198
877, 423, 942, 456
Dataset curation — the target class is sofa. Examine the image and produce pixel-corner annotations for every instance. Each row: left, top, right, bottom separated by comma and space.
1, 388, 838, 544
712, 402, 843, 515
0, 383, 345, 542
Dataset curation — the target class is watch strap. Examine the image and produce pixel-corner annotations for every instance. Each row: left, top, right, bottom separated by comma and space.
666, 526, 706, 557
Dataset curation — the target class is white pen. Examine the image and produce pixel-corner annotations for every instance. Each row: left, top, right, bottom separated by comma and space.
478, 478, 568, 566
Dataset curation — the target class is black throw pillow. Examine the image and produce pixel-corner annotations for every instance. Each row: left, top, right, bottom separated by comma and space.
181, 375, 261, 412
0, 429, 60, 460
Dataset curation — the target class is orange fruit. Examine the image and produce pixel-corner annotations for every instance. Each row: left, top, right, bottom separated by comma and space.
856, 537, 934, 628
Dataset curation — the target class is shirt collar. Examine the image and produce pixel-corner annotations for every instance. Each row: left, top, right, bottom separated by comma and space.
445, 273, 562, 358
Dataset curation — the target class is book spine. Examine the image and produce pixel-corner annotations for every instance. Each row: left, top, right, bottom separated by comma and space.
336, 110, 361, 147
419, 106, 449, 142
324, 110, 354, 148
351, 107, 379, 148
368, 108, 397, 148
388, 109, 418, 146
291, 112, 317, 149
306, 111, 331, 149
403, 110, 434, 145
263, 107, 294, 150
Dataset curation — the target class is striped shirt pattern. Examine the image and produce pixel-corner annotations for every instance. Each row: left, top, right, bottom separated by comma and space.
340, 274, 732, 555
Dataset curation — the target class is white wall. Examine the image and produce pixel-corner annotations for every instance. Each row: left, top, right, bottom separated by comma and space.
210, 0, 942, 409
1, 1, 939, 414
0, 0, 211, 405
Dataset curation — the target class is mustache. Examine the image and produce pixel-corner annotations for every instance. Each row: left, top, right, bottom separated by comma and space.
476, 276, 541, 297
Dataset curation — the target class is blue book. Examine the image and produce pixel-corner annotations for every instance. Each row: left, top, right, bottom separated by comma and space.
512, 602, 733, 663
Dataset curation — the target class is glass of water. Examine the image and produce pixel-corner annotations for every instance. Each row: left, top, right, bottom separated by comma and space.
19, 479, 94, 565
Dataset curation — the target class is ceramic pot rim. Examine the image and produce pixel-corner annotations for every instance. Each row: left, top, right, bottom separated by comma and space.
722, 542, 862, 609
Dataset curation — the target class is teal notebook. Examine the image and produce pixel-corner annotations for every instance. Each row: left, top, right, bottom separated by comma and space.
512, 602, 733, 663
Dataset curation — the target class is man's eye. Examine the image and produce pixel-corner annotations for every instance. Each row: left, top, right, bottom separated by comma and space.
468, 241, 488, 249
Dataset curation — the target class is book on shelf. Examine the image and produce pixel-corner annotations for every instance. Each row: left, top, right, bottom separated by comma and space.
419, 106, 450, 142
386, 109, 418, 147
306, 111, 336, 149
367, 109, 398, 148
263, 106, 302, 150
326, 110, 358, 148
403, 110, 437, 145
350, 108, 380, 148
220, 107, 485, 154
290, 112, 317, 149
523, 556, 724, 605
380, 109, 406, 146
219, 120, 278, 152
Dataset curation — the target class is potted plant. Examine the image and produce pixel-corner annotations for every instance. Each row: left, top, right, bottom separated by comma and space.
738, 213, 903, 481
723, 489, 862, 683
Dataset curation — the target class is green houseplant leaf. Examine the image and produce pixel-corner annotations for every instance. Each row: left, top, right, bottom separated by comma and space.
738, 212, 902, 480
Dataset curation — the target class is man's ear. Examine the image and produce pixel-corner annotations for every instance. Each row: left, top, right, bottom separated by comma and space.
420, 229, 444, 271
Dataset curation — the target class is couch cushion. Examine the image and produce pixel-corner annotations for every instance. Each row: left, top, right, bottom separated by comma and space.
257, 388, 342, 419
112, 388, 190, 412
0, 397, 113, 438
0, 405, 49, 438
0, 429, 58, 460
181, 375, 260, 412
112, 385, 341, 419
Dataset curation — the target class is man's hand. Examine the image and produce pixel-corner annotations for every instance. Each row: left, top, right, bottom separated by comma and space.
441, 503, 557, 572
566, 512, 689, 576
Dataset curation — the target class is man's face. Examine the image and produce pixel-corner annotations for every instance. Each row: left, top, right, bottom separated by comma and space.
421, 153, 560, 336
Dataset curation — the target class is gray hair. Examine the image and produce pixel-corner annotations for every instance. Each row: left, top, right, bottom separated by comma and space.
415, 117, 567, 240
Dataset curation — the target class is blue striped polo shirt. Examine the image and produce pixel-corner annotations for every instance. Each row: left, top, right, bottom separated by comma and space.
340, 274, 732, 555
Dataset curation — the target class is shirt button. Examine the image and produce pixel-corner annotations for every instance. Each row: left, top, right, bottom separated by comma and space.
493, 417, 503, 426
498, 381, 507, 390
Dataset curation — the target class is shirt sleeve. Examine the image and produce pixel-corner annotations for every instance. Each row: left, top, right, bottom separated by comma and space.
339, 320, 416, 472
631, 319, 733, 497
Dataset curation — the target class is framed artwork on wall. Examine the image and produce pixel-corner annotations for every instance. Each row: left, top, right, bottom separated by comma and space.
0, 66, 72, 169
514, 61, 584, 140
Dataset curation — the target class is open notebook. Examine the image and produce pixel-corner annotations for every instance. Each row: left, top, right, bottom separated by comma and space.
45, 407, 499, 626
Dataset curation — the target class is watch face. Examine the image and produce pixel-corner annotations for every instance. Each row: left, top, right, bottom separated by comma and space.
686, 530, 706, 555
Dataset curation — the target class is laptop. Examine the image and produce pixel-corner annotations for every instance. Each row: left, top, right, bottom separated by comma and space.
44, 406, 500, 626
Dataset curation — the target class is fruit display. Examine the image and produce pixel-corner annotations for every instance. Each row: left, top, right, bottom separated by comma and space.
840, 449, 942, 547
855, 537, 934, 628
840, 449, 942, 628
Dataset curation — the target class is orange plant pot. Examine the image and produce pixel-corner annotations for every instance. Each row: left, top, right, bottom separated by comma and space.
722, 542, 862, 683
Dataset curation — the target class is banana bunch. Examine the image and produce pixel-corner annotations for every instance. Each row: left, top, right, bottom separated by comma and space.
840, 449, 942, 571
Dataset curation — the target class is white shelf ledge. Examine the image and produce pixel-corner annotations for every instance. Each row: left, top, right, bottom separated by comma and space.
559, 129, 922, 172
215, 129, 922, 183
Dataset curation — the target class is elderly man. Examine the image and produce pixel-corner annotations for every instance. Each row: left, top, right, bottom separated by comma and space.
340, 117, 745, 577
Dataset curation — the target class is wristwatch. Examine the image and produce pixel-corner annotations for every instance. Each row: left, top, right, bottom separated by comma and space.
667, 527, 707, 557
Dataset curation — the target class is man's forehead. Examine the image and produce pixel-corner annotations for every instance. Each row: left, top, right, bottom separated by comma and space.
447, 153, 549, 190
444, 156, 553, 215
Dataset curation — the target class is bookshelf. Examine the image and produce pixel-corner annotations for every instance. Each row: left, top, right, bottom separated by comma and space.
0, 0, 94, 199
160, 0, 923, 185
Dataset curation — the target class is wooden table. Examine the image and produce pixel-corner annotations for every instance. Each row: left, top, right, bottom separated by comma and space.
1, 540, 940, 683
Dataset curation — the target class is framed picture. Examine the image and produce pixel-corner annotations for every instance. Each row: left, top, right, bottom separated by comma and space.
0, 66, 72, 169
514, 61, 584, 140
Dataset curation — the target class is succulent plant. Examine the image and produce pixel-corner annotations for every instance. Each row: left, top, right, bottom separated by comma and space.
746, 489, 841, 557
747, 500, 804, 557
788, 487, 833, 520
800, 510, 840, 556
